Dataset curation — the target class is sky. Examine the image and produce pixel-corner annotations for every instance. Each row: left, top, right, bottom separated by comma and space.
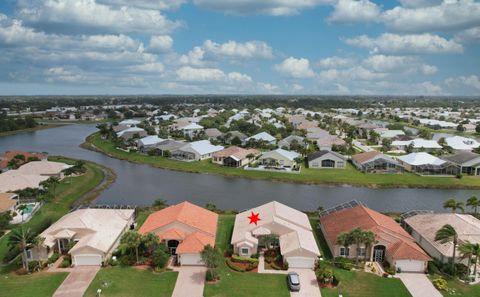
0, 0, 479, 96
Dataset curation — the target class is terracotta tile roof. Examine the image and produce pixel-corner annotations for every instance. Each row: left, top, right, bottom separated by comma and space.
212, 146, 260, 160
320, 205, 430, 261
176, 232, 215, 254
351, 151, 381, 164
159, 228, 186, 240
0, 151, 47, 169
139, 201, 218, 237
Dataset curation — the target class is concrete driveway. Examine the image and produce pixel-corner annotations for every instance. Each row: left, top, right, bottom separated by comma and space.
52, 266, 100, 297
172, 266, 207, 297
290, 269, 322, 297
397, 273, 442, 297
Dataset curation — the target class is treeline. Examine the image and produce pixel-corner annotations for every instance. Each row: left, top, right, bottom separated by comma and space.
0, 112, 37, 133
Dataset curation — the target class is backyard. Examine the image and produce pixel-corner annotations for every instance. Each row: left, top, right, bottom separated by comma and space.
83, 132, 480, 189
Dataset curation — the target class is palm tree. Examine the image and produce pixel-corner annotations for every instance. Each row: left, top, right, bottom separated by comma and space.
120, 231, 142, 263
42, 177, 60, 200
336, 232, 354, 258
471, 243, 480, 279
349, 228, 365, 265
435, 224, 459, 276
458, 241, 475, 279
361, 230, 376, 262
466, 196, 479, 215
141, 233, 160, 255
443, 198, 465, 213
8, 227, 39, 271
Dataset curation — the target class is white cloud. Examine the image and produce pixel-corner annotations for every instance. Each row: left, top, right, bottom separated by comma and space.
454, 27, 480, 43
421, 64, 438, 75
44, 67, 86, 83
334, 83, 350, 93
96, 0, 185, 10
318, 56, 355, 68
275, 57, 315, 78
179, 47, 205, 66
18, 0, 181, 34
415, 81, 443, 95
328, 0, 381, 23
148, 35, 173, 52
318, 66, 386, 81
176, 66, 252, 83
445, 75, 480, 90
382, 0, 480, 33
202, 40, 273, 59
193, 0, 333, 16
362, 54, 437, 74
344, 33, 463, 54
127, 62, 165, 73
399, 0, 441, 8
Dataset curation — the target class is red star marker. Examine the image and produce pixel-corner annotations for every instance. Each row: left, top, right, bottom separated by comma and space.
248, 212, 261, 225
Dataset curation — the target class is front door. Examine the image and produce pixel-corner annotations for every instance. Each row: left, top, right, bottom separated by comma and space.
167, 240, 179, 255
374, 249, 384, 262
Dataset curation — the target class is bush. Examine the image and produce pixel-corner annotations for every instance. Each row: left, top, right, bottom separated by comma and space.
428, 261, 441, 275
334, 257, 354, 270
119, 255, 133, 266
246, 262, 258, 271
250, 253, 259, 259
385, 266, 396, 275
152, 247, 169, 269
226, 258, 245, 272
3, 247, 20, 263
316, 267, 334, 283
28, 260, 43, 272
206, 268, 218, 281
47, 253, 60, 264
60, 259, 70, 268
432, 277, 448, 291
231, 255, 259, 264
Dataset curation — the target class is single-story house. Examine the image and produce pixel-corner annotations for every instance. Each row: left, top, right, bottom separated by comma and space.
391, 138, 442, 152
231, 201, 320, 269
0, 171, 49, 192
111, 124, 130, 133
212, 146, 260, 167
137, 135, 165, 150
316, 135, 346, 151
378, 130, 405, 140
443, 151, 480, 176
307, 151, 347, 169
404, 213, 480, 264
445, 136, 480, 151
0, 193, 18, 213
16, 160, 72, 179
181, 123, 204, 138
151, 139, 186, 156
27, 208, 135, 266
320, 202, 430, 272
119, 119, 141, 126
351, 151, 403, 173
397, 152, 459, 176
278, 135, 308, 150
245, 132, 276, 145
225, 131, 248, 144
171, 140, 224, 161
257, 148, 300, 169
0, 151, 47, 172
139, 201, 218, 266
116, 127, 147, 140
305, 128, 330, 142
205, 128, 223, 140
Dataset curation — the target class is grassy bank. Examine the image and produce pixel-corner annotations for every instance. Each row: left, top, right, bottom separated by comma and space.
82, 132, 480, 189
0, 124, 61, 137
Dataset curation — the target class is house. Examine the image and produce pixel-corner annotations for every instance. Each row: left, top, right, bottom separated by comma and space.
397, 152, 459, 176
171, 140, 224, 161
231, 201, 320, 269
0, 151, 47, 172
225, 131, 248, 144
136, 136, 165, 152
212, 146, 260, 167
257, 148, 300, 169
443, 151, 480, 176
0, 193, 18, 213
27, 208, 135, 266
351, 151, 403, 173
16, 160, 72, 179
378, 130, 405, 140
305, 128, 330, 142
445, 136, 480, 151
119, 119, 141, 126
0, 171, 49, 192
150, 139, 186, 156
403, 213, 480, 264
181, 123, 204, 138
111, 124, 130, 133
245, 132, 276, 145
316, 135, 346, 151
139, 201, 218, 266
116, 127, 147, 140
204, 128, 223, 140
391, 138, 442, 152
278, 135, 307, 150
320, 202, 430, 272
307, 151, 347, 169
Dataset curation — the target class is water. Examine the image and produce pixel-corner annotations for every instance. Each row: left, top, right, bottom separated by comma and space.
0, 124, 478, 212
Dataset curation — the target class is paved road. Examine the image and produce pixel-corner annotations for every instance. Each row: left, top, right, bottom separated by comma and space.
397, 273, 442, 297
290, 269, 322, 297
172, 266, 207, 297
52, 266, 100, 297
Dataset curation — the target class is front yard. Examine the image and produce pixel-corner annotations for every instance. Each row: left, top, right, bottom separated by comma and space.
429, 275, 480, 297
84, 266, 178, 297
0, 271, 68, 297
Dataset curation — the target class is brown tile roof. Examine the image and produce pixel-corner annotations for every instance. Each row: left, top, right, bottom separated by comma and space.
0, 193, 17, 213
320, 205, 430, 261
0, 151, 47, 169
351, 151, 382, 164
212, 146, 260, 160
176, 232, 215, 254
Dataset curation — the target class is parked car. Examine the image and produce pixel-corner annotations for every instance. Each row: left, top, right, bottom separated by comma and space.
287, 272, 300, 292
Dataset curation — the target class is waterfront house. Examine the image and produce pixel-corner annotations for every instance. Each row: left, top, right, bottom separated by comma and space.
27, 208, 135, 266
391, 138, 442, 153
320, 201, 430, 272
139, 201, 218, 266
0, 171, 49, 193
171, 140, 224, 161
212, 146, 260, 167
116, 127, 147, 140
307, 151, 347, 169
443, 151, 480, 176
151, 139, 185, 156
136, 135, 165, 152
351, 151, 403, 173
16, 160, 72, 179
257, 148, 300, 169
231, 201, 320, 269
397, 152, 459, 176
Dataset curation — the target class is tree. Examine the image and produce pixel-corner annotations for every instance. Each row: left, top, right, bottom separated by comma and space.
471, 243, 480, 278
435, 224, 458, 276
200, 244, 221, 280
466, 196, 479, 215
141, 233, 160, 255
476, 123, 480, 134
361, 230, 376, 262
205, 202, 217, 212
151, 245, 169, 269
152, 199, 168, 210
120, 231, 142, 263
40, 177, 60, 200
8, 227, 39, 271
336, 232, 354, 258
457, 124, 466, 132
349, 228, 365, 265
458, 241, 475, 279
443, 198, 465, 213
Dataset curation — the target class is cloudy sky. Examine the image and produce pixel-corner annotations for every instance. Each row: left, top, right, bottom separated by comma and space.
0, 0, 479, 95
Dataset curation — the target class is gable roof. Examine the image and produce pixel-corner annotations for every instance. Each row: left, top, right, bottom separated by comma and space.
205, 128, 223, 137
137, 136, 165, 147
351, 151, 382, 164
212, 146, 259, 160
16, 160, 72, 175
182, 123, 204, 130
179, 140, 224, 155
307, 150, 346, 162
443, 151, 480, 165
0, 171, 49, 192
260, 148, 300, 161
245, 131, 276, 142
397, 152, 446, 166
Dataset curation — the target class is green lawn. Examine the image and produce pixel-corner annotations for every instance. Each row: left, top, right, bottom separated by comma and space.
83, 132, 480, 189
84, 266, 178, 297
320, 265, 412, 297
215, 214, 235, 252
309, 218, 333, 259
0, 272, 68, 297
429, 275, 480, 297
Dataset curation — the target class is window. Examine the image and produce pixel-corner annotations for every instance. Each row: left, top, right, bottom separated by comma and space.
311, 162, 319, 168
337, 161, 344, 167
26, 250, 32, 260
340, 247, 350, 257
240, 248, 249, 256
357, 247, 366, 257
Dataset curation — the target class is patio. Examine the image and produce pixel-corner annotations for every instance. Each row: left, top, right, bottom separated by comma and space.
10, 202, 41, 224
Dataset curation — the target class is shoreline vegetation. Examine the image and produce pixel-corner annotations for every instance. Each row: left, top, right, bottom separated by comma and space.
81, 132, 480, 190
0, 123, 62, 137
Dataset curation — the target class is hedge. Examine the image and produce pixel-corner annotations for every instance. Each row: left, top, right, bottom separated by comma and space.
231, 255, 259, 264
226, 258, 245, 272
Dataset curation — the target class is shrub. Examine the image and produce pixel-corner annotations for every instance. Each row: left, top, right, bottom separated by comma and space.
316, 267, 334, 283
231, 255, 258, 264
60, 259, 70, 268
206, 268, 219, 281
152, 246, 169, 269
246, 262, 258, 271
28, 260, 42, 272
250, 253, 259, 259
226, 258, 245, 272
385, 266, 396, 275
47, 253, 60, 264
432, 277, 448, 291
334, 257, 354, 270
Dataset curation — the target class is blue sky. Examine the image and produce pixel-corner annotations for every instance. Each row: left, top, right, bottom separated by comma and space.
0, 0, 479, 95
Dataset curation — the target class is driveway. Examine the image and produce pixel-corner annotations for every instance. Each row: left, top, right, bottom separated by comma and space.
397, 273, 442, 297
172, 266, 207, 297
290, 269, 322, 297
52, 266, 100, 297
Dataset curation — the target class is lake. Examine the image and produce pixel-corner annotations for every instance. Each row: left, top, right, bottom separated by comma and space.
0, 124, 478, 212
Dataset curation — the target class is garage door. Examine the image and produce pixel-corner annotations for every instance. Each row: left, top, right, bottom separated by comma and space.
73, 254, 102, 266
179, 253, 204, 266
396, 260, 425, 272
286, 257, 315, 269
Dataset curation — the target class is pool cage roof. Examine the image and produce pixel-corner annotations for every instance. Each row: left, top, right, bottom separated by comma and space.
319, 200, 365, 218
